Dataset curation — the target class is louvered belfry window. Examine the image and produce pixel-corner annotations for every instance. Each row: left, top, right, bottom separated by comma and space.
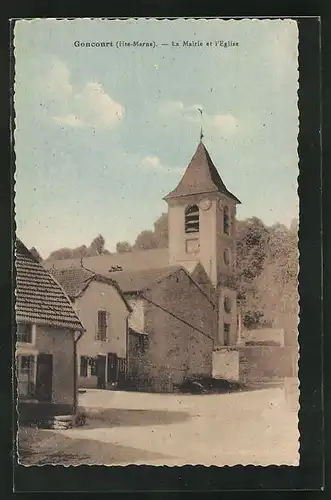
185, 204, 200, 233
223, 206, 230, 235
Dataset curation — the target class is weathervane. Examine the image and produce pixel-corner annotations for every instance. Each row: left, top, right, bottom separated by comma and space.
198, 107, 204, 142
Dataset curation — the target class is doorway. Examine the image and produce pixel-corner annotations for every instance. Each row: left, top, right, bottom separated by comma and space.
107, 353, 118, 384
97, 355, 106, 389
35, 353, 53, 401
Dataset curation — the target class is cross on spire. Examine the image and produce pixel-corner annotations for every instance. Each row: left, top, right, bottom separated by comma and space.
197, 108, 204, 142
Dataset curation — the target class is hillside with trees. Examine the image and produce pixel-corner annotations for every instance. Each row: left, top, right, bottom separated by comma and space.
45, 234, 111, 261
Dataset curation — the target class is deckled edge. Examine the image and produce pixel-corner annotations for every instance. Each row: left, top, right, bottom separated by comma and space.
12, 16, 301, 469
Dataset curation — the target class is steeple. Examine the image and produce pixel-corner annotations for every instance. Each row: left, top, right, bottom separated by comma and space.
164, 142, 241, 204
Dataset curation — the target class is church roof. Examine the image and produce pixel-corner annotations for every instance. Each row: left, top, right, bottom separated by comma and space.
164, 142, 241, 203
43, 248, 169, 275
108, 266, 182, 294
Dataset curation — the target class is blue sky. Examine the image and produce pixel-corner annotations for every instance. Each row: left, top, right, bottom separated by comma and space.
14, 19, 298, 258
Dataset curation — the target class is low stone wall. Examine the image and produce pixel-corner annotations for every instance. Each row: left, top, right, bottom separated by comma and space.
239, 346, 297, 382
212, 349, 239, 381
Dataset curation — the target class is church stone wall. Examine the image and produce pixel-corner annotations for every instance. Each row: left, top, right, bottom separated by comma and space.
140, 269, 216, 392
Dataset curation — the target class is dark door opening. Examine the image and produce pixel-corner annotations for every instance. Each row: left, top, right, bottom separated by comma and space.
35, 353, 53, 401
107, 353, 118, 384
97, 355, 106, 389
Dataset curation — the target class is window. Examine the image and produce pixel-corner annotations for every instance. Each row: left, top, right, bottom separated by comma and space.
17, 323, 33, 343
185, 204, 199, 233
118, 357, 126, 375
223, 206, 230, 235
224, 323, 231, 346
90, 358, 97, 376
80, 356, 88, 377
138, 334, 149, 354
223, 248, 230, 266
224, 296, 232, 314
17, 354, 35, 397
96, 310, 108, 341
89, 357, 98, 376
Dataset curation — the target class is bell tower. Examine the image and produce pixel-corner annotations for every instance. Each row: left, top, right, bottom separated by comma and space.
164, 140, 241, 346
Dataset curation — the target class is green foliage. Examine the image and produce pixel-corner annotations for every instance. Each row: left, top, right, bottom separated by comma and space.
116, 241, 133, 253
29, 247, 43, 262
46, 234, 111, 260
132, 213, 168, 250
134, 230, 158, 250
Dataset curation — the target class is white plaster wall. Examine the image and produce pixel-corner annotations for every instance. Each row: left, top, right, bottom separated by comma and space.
74, 280, 129, 359
35, 325, 75, 405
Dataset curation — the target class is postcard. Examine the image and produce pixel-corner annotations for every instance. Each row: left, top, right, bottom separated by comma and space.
13, 18, 299, 467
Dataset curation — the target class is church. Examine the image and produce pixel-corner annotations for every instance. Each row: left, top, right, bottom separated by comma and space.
165, 139, 241, 348
46, 139, 242, 391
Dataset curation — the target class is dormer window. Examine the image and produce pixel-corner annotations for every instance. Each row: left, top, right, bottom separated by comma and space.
223, 206, 230, 235
185, 204, 199, 233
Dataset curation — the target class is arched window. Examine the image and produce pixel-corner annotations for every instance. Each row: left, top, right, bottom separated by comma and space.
223, 206, 230, 235
185, 204, 199, 233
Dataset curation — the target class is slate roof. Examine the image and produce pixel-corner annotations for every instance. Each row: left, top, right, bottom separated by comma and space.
164, 142, 241, 203
43, 247, 169, 274
15, 240, 85, 331
49, 267, 132, 311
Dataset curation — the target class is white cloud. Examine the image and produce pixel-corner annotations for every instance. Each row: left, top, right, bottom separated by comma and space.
211, 114, 238, 135
74, 82, 124, 127
158, 99, 238, 136
140, 155, 184, 174
53, 114, 86, 127
41, 57, 124, 129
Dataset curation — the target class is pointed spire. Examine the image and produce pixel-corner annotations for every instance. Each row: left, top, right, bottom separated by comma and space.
164, 142, 241, 204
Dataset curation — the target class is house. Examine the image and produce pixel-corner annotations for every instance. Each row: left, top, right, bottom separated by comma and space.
108, 266, 216, 392
49, 267, 132, 389
15, 240, 85, 422
44, 139, 242, 385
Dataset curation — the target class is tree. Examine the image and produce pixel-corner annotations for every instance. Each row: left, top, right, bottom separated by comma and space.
29, 247, 43, 262
116, 241, 133, 253
46, 235, 111, 260
89, 234, 106, 256
153, 213, 168, 248
236, 217, 270, 282
134, 230, 158, 250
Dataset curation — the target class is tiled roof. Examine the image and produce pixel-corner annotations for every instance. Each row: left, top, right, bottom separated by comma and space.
108, 266, 182, 293
49, 267, 132, 311
48, 267, 94, 299
43, 247, 169, 274
165, 142, 241, 203
47, 264, 215, 305
15, 240, 85, 331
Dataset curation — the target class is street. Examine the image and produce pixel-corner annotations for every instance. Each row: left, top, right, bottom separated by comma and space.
19, 386, 299, 466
